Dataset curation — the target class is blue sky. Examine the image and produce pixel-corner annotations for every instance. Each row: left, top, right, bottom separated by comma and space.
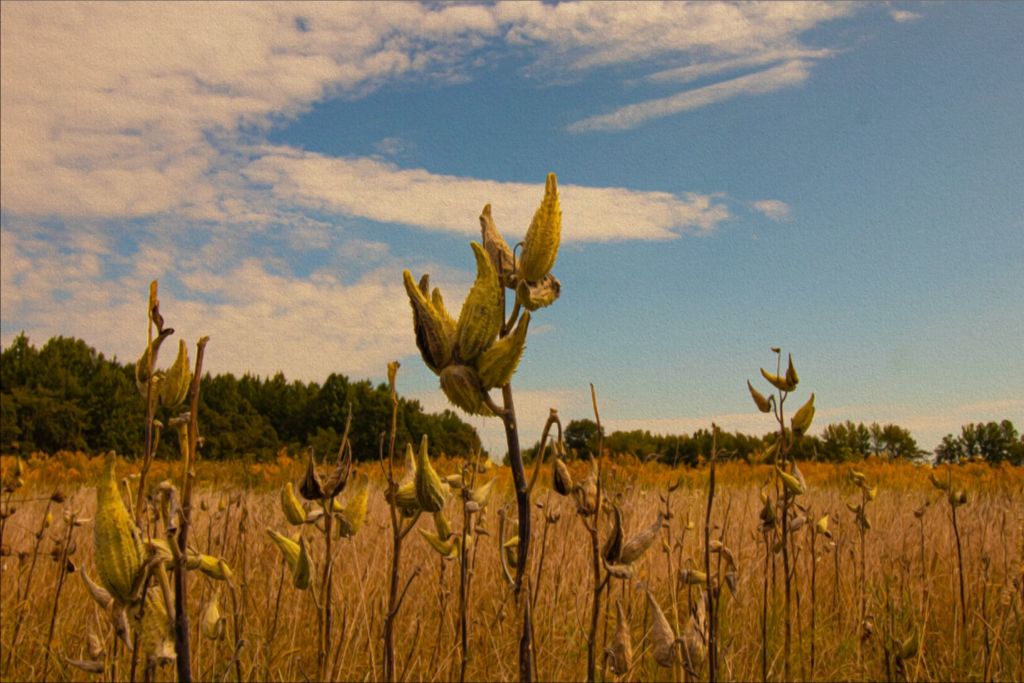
2, 2, 1021, 455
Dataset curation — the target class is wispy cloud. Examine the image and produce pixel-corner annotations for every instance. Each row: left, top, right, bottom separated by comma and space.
569, 61, 812, 133
646, 48, 834, 85
889, 9, 923, 23
753, 200, 792, 222
244, 148, 730, 242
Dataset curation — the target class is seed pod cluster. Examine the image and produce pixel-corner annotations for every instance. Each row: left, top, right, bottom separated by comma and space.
402, 174, 563, 416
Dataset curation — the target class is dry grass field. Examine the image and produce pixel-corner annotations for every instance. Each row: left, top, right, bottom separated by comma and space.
1, 452, 1022, 682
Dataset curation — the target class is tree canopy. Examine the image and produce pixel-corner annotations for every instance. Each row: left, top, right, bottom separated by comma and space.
0, 333, 480, 460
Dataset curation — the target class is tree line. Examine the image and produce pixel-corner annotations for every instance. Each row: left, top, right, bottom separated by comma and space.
2, 334, 1020, 466
532, 416, 1022, 466
0, 334, 479, 460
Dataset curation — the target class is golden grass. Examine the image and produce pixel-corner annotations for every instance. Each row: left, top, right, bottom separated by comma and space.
1, 453, 1022, 681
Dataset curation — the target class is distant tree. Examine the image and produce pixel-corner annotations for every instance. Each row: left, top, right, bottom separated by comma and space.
936, 420, 1023, 465
868, 422, 924, 460
564, 419, 602, 459
820, 421, 872, 461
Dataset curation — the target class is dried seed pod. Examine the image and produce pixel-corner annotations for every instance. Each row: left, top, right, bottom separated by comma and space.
455, 242, 503, 363
88, 631, 106, 659
94, 453, 145, 604
552, 458, 573, 496
439, 364, 493, 416
479, 203, 516, 288
80, 567, 114, 610
519, 173, 561, 282
645, 588, 677, 668
602, 505, 624, 564
403, 270, 454, 374
619, 512, 665, 565
134, 328, 174, 398
516, 273, 561, 311
476, 312, 530, 389
299, 449, 325, 501
414, 435, 447, 513
319, 445, 353, 500
159, 339, 191, 410
604, 561, 634, 580
747, 380, 772, 413
65, 658, 105, 674
784, 354, 800, 388
280, 482, 307, 525
607, 601, 633, 675
680, 568, 708, 586
201, 593, 224, 640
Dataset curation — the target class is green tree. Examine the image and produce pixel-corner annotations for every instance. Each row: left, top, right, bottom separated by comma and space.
936, 420, 1023, 465
564, 418, 602, 459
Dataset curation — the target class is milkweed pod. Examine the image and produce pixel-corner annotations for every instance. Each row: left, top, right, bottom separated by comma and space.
760, 368, 793, 393
266, 528, 301, 572
619, 512, 665, 565
602, 505, 624, 563
792, 460, 807, 493
134, 328, 174, 398
748, 380, 772, 413
281, 483, 307, 525
188, 553, 232, 581
94, 453, 145, 604
791, 393, 815, 436
434, 510, 452, 540
725, 571, 738, 596
604, 561, 634, 580
553, 458, 573, 496
80, 567, 114, 610
298, 448, 326, 501
439, 364, 493, 416
645, 588, 677, 668
710, 541, 737, 572
414, 435, 447, 513
133, 590, 175, 665
202, 593, 224, 640
608, 600, 633, 675
146, 538, 174, 564
479, 203, 517, 288
87, 631, 106, 659
419, 528, 458, 558
431, 288, 457, 341
898, 629, 919, 660
784, 354, 799, 388
816, 514, 831, 537
159, 340, 191, 410
789, 515, 807, 532
393, 482, 420, 517
65, 657, 105, 674
471, 478, 495, 509
850, 469, 867, 485
867, 485, 878, 502
337, 473, 369, 538
846, 502, 861, 514
403, 270, 453, 374
455, 243, 502, 363
519, 173, 561, 282
777, 467, 805, 497
929, 471, 948, 491
503, 535, 519, 569
516, 273, 561, 311
680, 568, 708, 586
476, 312, 530, 389
445, 474, 464, 490
293, 537, 311, 590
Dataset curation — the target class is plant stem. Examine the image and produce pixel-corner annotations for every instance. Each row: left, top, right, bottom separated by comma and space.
704, 426, 718, 683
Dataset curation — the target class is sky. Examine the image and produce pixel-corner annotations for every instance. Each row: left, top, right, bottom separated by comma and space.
2, 2, 1022, 457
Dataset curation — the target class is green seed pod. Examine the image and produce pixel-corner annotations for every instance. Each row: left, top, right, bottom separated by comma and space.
760, 367, 795, 393
516, 273, 561, 311
439, 364, 493, 416
476, 312, 530, 389
777, 467, 805, 497
519, 173, 561, 282
790, 393, 816, 436
432, 287, 457, 341
419, 528, 458, 559
747, 380, 772, 413
280, 483, 307, 525
293, 537, 311, 590
785, 354, 799, 388
480, 203, 517, 288
394, 482, 420, 517
471, 478, 495, 509
455, 243, 502, 363
266, 528, 301, 572
159, 340, 191, 410
434, 510, 452, 540
414, 435, 447, 513
336, 473, 369, 538
94, 453, 145, 604
403, 270, 453, 374
187, 553, 232, 581
201, 593, 224, 640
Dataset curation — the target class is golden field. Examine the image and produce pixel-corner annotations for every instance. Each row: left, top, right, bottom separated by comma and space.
1, 452, 1022, 682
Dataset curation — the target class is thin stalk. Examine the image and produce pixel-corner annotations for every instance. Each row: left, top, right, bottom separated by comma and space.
704, 426, 718, 683
951, 501, 967, 630
40, 513, 76, 681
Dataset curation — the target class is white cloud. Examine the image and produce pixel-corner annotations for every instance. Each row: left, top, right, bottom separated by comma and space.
889, 10, 923, 23
646, 48, 834, 85
753, 199, 792, 222
569, 61, 813, 133
244, 148, 730, 242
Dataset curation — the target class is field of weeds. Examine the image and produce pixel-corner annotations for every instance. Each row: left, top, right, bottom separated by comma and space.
1, 453, 1022, 682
